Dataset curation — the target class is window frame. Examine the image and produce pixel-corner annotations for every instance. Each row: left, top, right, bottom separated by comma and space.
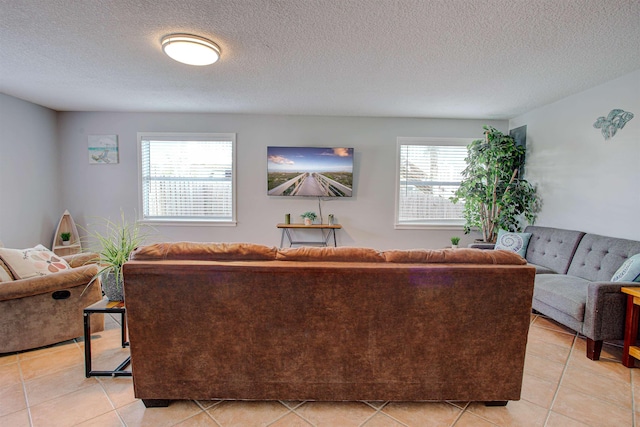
394, 137, 471, 229
137, 132, 237, 226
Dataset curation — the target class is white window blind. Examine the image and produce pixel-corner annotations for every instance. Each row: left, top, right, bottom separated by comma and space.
396, 138, 469, 227
139, 133, 236, 223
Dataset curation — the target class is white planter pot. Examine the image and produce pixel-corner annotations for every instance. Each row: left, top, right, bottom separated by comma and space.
304, 218, 312, 226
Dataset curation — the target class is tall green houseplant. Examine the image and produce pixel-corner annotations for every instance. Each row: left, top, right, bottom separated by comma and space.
84, 212, 149, 301
451, 126, 539, 243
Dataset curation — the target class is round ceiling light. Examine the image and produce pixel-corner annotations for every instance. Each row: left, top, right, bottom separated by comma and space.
161, 34, 220, 66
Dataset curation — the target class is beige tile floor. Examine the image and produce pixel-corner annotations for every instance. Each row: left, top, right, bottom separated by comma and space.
0, 313, 637, 427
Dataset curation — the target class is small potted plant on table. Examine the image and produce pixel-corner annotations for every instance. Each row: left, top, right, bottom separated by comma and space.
450, 236, 461, 249
301, 211, 317, 226
60, 232, 72, 246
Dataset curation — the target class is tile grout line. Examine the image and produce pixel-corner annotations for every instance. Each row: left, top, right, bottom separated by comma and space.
356, 402, 379, 427
359, 401, 386, 427
200, 401, 237, 427
282, 399, 312, 426
30, 335, 125, 426
169, 405, 217, 427
289, 401, 325, 427
542, 331, 578, 427
193, 397, 225, 425
450, 401, 470, 426
261, 401, 299, 427
371, 412, 410, 427
284, 408, 314, 427
360, 401, 410, 427
632, 371, 636, 427
202, 412, 226, 427
94, 376, 127, 426
531, 315, 578, 337
16, 355, 34, 427
197, 403, 223, 427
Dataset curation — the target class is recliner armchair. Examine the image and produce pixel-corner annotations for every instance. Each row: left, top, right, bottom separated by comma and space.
0, 252, 104, 353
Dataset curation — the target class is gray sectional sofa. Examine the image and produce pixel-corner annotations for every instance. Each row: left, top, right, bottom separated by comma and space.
524, 225, 640, 360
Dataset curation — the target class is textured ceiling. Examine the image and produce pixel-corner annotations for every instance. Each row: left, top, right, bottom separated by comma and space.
1, 0, 639, 119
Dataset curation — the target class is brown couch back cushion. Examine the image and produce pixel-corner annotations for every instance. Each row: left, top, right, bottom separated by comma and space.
276, 246, 386, 262
383, 248, 526, 264
130, 242, 526, 265
130, 242, 278, 261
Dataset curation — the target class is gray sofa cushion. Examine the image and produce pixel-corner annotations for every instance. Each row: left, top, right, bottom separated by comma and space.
524, 226, 585, 274
567, 234, 640, 282
528, 263, 557, 274
533, 274, 592, 322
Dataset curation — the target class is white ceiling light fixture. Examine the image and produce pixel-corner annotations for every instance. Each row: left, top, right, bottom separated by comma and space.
161, 34, 221, 66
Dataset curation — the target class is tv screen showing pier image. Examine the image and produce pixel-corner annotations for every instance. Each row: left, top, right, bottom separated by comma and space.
267, 147, 354, 197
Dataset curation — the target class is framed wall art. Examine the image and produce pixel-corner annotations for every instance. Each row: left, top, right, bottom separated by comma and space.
88, 134, 119, 164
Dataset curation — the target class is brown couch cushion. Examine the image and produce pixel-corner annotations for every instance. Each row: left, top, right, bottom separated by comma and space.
276, 246, 385, 262
130, 242, 278, 261
383, 248, 526, 265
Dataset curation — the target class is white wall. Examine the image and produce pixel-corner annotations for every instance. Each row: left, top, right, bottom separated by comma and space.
0, 93, 60, 247
57, 112, 505, 250
4, 68, 638, 250
510, 69, 640, 241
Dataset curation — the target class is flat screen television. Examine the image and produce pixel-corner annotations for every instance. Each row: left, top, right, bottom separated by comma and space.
267, 147, 354, 197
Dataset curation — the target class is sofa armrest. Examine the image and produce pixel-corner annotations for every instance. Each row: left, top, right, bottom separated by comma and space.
583, 281, 633, 341
0, 264, 100, 302
62, 252, 100, 268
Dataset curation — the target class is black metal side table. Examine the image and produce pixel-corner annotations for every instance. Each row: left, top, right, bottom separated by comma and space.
277, 223, 342, 248
83, 297, 132, 377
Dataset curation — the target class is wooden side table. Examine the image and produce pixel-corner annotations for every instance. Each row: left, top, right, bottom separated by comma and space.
622, 287, 640, 368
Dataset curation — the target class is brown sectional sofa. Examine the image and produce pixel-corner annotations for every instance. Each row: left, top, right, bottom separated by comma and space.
123, 243, 535, 407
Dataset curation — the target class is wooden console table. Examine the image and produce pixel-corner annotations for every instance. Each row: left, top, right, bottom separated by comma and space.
277, 223, 342, 248
622, 287, 640, 368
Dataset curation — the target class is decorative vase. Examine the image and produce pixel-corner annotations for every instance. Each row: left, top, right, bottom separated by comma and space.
304, 218, 312, 226
102, 272, 124, 301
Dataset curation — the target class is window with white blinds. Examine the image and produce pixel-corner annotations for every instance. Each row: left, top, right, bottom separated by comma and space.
395, 137, 470, 228
138, 133, 236, 223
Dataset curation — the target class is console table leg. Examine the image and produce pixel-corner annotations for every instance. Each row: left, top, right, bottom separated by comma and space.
623, 294, 640, 367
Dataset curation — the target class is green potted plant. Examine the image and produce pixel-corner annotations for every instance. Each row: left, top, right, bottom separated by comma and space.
450, 236, 461, 248
301, 211, 318, 226
83, 212, 149, 301
60, 232, 72, 246
451, 126, 539, 243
